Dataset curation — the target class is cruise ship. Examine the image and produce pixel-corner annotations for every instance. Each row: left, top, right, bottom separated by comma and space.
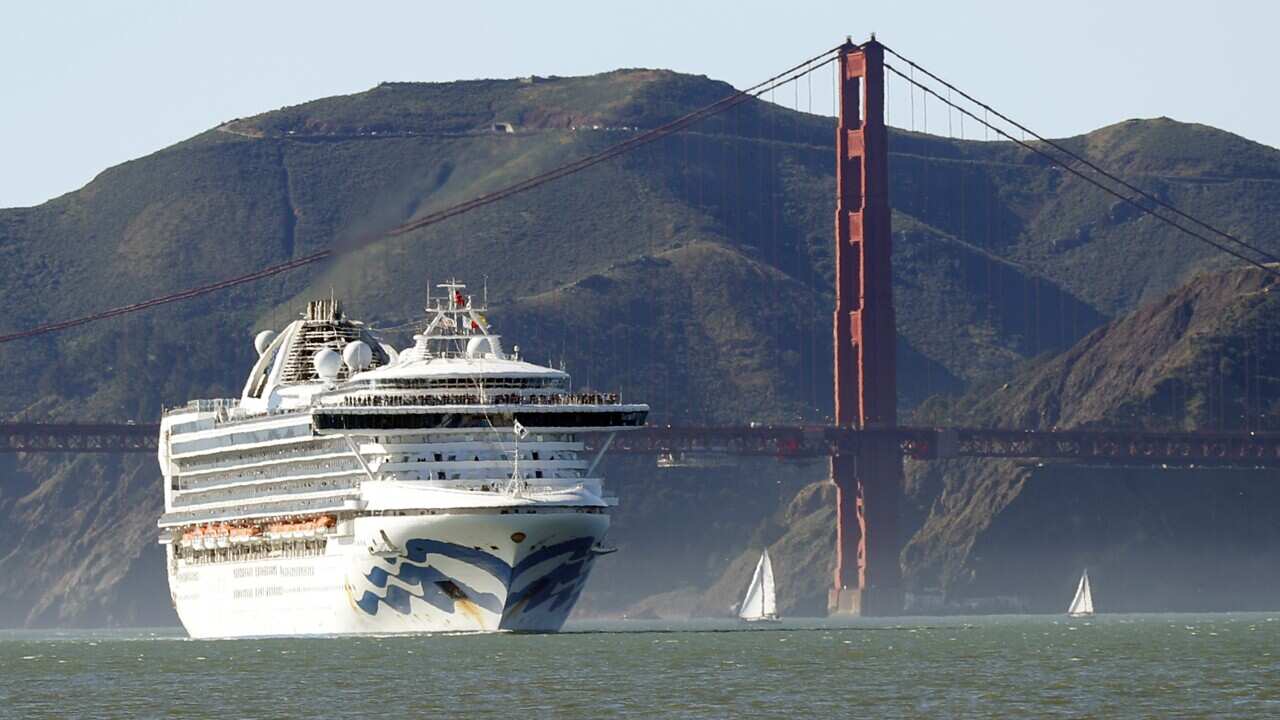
157, 282, 647, 638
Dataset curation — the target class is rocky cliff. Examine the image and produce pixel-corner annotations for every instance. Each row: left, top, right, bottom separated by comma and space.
903, 267, 1280, 611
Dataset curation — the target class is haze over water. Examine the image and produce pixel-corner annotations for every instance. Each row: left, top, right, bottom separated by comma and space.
3, 614, 1278, 718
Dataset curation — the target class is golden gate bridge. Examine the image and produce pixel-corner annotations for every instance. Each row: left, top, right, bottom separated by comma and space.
3, 37, 1279, 616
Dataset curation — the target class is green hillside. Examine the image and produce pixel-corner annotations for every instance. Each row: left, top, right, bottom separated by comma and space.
905, 266, 1280, 611
3, 68, 1280, 625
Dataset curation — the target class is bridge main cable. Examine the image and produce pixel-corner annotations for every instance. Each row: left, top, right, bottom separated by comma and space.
882, 51, 1280, 276
0, 46, 844, 346
881, 43, 1280, 268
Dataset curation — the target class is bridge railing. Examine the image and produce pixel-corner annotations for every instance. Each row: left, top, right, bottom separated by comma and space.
1, 422, 160, 454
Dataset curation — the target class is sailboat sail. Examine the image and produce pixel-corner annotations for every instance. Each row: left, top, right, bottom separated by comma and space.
739, 550, 778, 621
1068, 569, 1094, 616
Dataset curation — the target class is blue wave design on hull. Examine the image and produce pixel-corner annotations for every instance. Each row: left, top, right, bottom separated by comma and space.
358, 560, 502, 616
401, 539, 512, 580
355, 536, 599, 627
503, 538, 596, 621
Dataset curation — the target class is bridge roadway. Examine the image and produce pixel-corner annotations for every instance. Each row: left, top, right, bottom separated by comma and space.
4, 421, 1280, 468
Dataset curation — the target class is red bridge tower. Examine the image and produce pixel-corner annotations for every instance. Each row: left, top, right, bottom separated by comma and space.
829, 37, 904, 616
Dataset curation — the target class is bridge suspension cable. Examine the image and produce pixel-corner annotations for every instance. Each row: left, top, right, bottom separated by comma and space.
881, 47, 1280, 276
0, 252, 333, 344
882, 43, 1280, 268
0, 46, 844, 346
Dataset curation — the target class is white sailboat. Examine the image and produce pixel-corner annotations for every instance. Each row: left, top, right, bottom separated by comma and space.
739, 550, 779, 623
1067, 569, 1095, 617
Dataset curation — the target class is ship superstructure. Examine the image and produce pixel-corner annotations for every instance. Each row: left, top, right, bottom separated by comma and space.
158, 282, 646, 637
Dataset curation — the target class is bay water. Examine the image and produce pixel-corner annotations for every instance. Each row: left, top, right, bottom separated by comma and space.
3, 613, 1278, 718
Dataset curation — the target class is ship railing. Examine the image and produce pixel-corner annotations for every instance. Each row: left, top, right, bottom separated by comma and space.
176, 439, 348, 474
172, 474, 361, 507
158, 495, 357, 528
162, 401, 306, 429
335, 391, 622, 408
217, 407, 306, 424
178, 457, 363, 491
163, 398, 241, 417
403, 478, 598, 495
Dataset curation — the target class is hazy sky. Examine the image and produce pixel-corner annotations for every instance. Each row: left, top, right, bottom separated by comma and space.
2, 0, 1275, 208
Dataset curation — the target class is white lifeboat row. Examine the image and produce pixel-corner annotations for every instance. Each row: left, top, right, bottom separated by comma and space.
179, 515, 337, 550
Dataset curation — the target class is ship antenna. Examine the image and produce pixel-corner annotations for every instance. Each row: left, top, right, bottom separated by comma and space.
483, 274, 488, 308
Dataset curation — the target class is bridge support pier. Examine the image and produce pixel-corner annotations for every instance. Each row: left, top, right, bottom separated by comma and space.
828, 37, 904, 616
829, 439, 904, 616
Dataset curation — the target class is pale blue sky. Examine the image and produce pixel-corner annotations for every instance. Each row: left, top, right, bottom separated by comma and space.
2, 0, 1274, 208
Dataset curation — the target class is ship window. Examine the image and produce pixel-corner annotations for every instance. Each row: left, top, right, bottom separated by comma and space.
433, 453, 442, 462
531, 452, 539, 460
437, 471, 445, 480
535, 471, 543, 478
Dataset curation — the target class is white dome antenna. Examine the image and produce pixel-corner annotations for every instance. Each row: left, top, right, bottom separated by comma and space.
313, 348, 342, 382
254, 330, 277, 355
466, 336, 493, 359
343, 340, 373, 372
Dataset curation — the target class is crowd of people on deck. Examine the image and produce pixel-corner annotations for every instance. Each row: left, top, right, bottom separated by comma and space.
339, 392, 620, 408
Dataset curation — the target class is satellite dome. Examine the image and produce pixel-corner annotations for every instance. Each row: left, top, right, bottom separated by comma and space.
254, 330, 277, 355
313, 348, 342, 381
466, 336, 493, 358
343, 340, 373, 372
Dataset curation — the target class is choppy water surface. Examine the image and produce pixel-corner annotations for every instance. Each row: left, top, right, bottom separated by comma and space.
3, 614, 1279, 719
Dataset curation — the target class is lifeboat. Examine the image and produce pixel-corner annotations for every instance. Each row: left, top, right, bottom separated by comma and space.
254, 516, 337, 543
194, 525, 211, 551
229, 525, 261, 545
316, 515, 336, 537
214, 523, 231, 549
178, 523, 270, 551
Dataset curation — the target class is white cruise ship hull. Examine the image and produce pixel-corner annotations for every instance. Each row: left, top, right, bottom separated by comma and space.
167, 510, 608, 638
159, 291, 647, 638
